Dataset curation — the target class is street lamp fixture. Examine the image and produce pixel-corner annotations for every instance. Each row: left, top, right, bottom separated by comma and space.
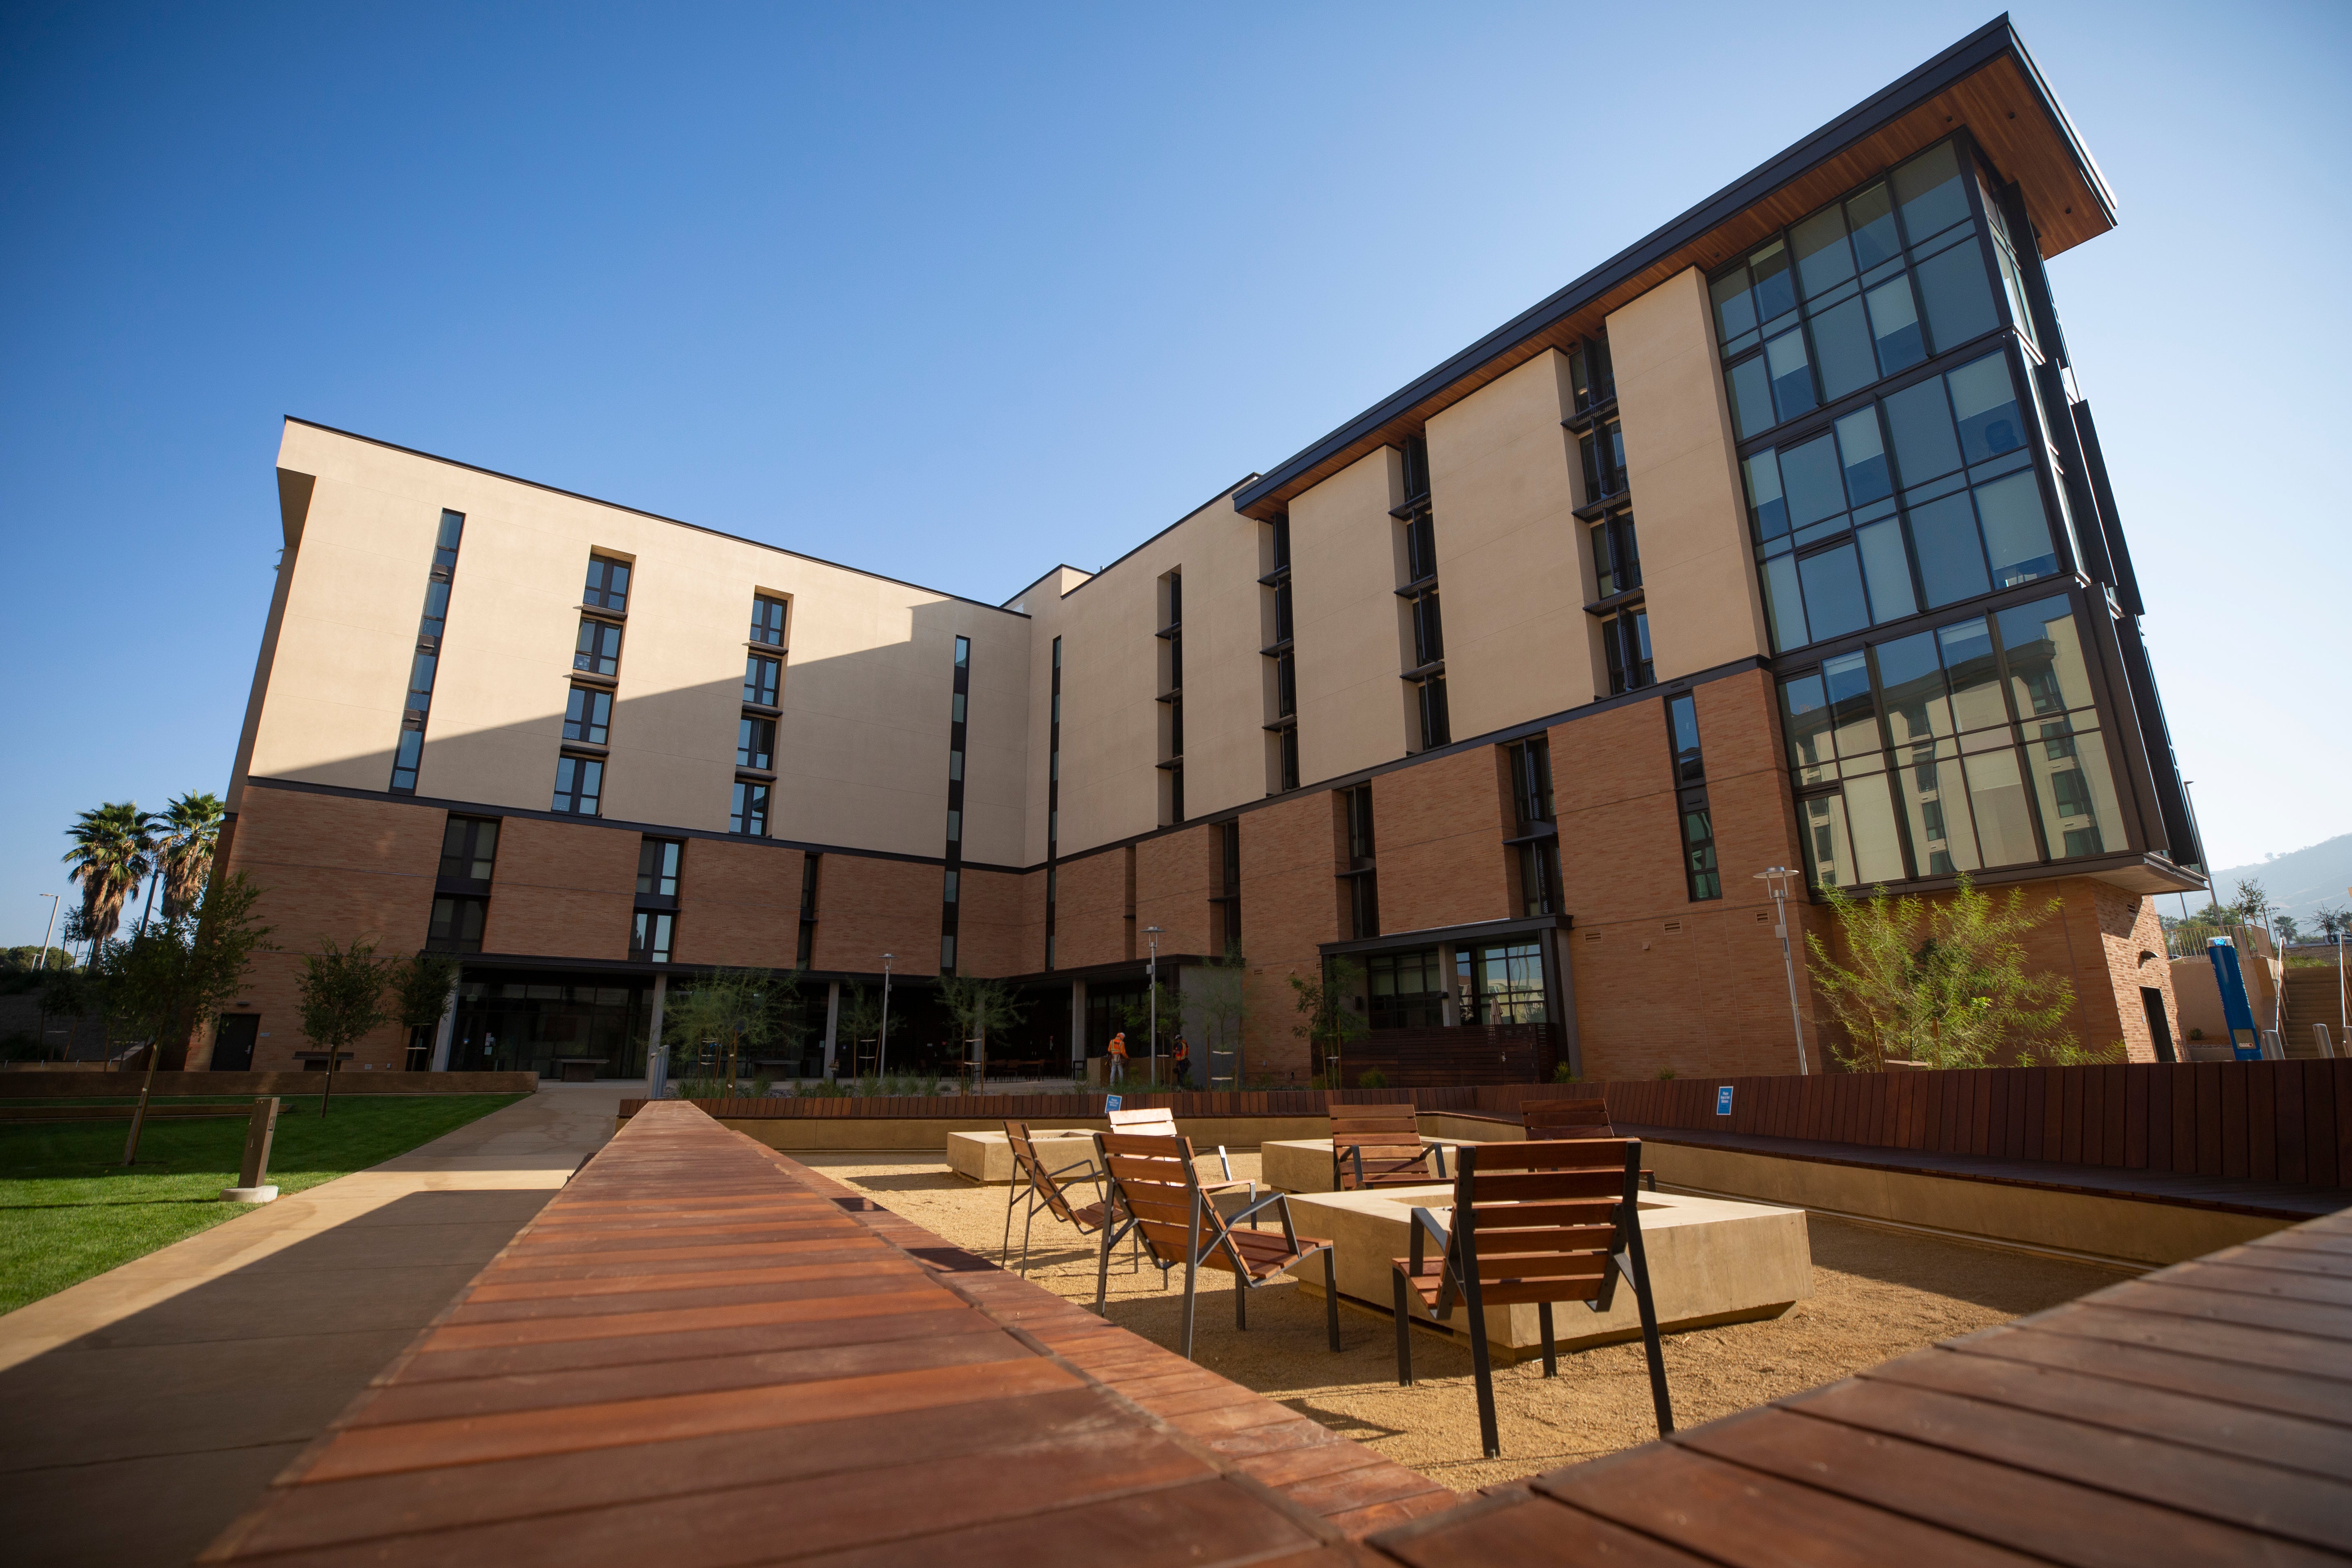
1144, 926, 1165, 1088
878, 953, 894, 1079
1753, 868, 1811, 1076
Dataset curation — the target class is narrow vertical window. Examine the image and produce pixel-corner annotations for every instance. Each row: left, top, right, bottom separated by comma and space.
1504, 739, 1559, 917
1667, 693, 1721, 900
392, 509, 464, 793
1339, 785, 1379, 939
583, 555, 631, 611
1046, 636, 1061, 968
730, 779, 769, 836
749, 594, 787, 646
940, 635, 970, 971
1262, 515, 1298, 794
553, 755, 603, 816
796, 854, 820, 967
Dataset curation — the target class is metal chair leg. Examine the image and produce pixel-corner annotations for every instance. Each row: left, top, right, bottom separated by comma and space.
1235, 1270, 1248, 1330
1323, 1250, 1341, 1352
1470, 1305, 1500, 1460
1001, 1176, 1019, 1263
1180, 1252, 1199, 1361
1392, 1272, 1414, 1385
1539, 1301, 1557, 1378
1094, 1219, 1115, 1316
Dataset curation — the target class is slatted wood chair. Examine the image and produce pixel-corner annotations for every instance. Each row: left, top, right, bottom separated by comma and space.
1521, 1098, 1655, 1190
1390, 1137, 1673, 1459
1107, 1106, 1255, 1207
1093, 1130, 1342, 1361
1330, 1102, 1448, 1191
1001, 1120, 1118, 1278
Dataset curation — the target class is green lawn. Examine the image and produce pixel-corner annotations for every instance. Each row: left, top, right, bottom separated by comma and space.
0, 1093, 524, 1314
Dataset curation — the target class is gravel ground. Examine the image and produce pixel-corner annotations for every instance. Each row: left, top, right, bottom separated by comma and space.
800, 1148, 2134, 1492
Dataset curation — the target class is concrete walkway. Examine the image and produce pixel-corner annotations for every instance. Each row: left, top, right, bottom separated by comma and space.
0, 1081, 635, 1566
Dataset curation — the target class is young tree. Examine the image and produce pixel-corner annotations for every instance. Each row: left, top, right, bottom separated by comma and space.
94, 873, 274, 1160
836, 982, 883, 1078
2315, 904, 2352, 945
663, 968, 800, 1089
297, 938, 392, 1115
1190, 945, 1249, 1086
1115, 979, 1185, 1086
1805, 873, 2076, 1071
1289, 955, 1368, 1086
391, 951, 463, 1069
938, 973, 1026, 1082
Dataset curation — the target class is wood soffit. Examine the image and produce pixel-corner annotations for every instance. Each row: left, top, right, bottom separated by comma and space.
1234, 27, 2115, 522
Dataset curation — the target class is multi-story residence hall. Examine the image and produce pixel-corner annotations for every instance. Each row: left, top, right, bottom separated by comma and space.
209, 19, 2203, 1083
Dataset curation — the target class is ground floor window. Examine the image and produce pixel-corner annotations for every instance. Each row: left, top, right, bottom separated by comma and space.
1366, 947, 1445, 1029
448, 972, 649, 1079
1458, 942, 1545, 1025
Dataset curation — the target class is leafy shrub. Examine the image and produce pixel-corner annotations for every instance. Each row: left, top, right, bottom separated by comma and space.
1657, 1068, 1677, 1081
1552, 1064, 1580, 1084
1356, 1069, 1388, 1089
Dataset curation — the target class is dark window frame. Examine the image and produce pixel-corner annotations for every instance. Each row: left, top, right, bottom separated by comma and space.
584, 554, 632, 612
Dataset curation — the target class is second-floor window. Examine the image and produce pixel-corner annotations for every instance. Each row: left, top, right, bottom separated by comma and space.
636, 837, 681, 898
575, 617, 621, 676
427, 895, 487, 954
438, 817, 500, 883
552, 755, 602, 815
750, 594, 787, 646
630, 910, 674, 964
584, 555, 630, 611
744, 655, 780, 706
564, 686, 611, 745
731, 779, 769, 836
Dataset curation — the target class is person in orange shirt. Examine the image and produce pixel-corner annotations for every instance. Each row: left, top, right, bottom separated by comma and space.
1107, 1031, 1128, 1084
1172, 1035, 1194, 1091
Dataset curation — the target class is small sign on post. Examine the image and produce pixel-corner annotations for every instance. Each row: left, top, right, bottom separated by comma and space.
1715, 1085, 1735, 1117
223, 1096, 280, 1203
1105, 1094, 1123, 1113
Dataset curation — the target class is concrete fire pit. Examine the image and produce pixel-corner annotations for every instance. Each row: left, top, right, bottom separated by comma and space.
1278, 1184, 1812, 1360
944, 1129, 1100, 1185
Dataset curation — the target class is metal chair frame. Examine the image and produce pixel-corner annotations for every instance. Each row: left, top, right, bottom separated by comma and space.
1391, 1137, 1674, 1459
999, 1120, 1130, 1278
1091, 1130, 1342, 1361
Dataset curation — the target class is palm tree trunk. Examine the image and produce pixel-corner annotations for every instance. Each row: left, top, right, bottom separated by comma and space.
134, 866, 163, 939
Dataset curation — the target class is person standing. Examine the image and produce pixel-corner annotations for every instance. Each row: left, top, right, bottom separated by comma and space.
1107, 1031, 1128, 1084
1172, 1034, 1194, 1091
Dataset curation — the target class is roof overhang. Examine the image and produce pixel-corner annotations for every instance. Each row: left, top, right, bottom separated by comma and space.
1234, 15, 2113, 522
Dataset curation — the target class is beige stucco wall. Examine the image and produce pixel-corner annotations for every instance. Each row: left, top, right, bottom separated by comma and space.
1608, 267, 1771, 682
1425, 350, 1596, 736
1290, 446, 1412, 786
244, 422, 1033, 866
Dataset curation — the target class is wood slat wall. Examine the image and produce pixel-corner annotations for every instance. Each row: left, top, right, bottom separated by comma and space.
1601, 1060, 2352, 1190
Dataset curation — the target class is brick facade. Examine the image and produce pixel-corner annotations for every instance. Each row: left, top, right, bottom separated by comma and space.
485, 817, 639, 962
673, 837, 803, 971
809, 853, 945, 976
1052, 845, 1132, 971
1371, 748, 1511, 931
1236, 790, 1346, 1080
1135, 824, 1215, 958
954, 866, 1031, 977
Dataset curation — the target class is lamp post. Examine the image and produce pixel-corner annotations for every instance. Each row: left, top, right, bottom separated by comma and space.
1144, 925, 1164, 1089
34, 893, 59, 973
1753, 868, 1810, 1076
878, 953, 894, 1079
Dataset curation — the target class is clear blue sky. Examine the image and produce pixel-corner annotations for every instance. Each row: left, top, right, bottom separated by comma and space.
3, 2, 2345, 947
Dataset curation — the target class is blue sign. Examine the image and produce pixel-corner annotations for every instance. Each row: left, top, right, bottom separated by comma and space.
2207, 940, 2264, 1061
1716, 1085, 1735, 1116
1105, 1094, 1122, 1112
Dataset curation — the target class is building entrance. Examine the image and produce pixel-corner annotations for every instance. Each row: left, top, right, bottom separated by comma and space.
448, 971, 650, 1079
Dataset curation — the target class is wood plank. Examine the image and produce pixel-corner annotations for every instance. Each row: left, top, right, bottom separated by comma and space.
1782, 1376, 2352, 1551
2251, 1064, 2279, 1183
1373, 1492, 1718, 1568
1677, 1405, 2332, 1568
1534, 1442, 2042, 1567
2099, 1279, 2352, 1341
2022, 1299, 2352, 1379
1949, 1321, 2352, 1428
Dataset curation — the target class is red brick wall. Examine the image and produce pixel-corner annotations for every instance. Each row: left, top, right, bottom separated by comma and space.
674, 838, 802, 970
1053, 846, 1131, 971
1136, 824, 1215, 957
1237, 790, 1346, 1081
484, 818, 638, 961
810, 854, 944, 976
1372, 748, 1512, 930
210, 786, 445, 1072
955, 866, 1031, 976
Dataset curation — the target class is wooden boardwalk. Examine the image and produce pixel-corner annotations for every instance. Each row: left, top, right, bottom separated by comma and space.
205, 1100, 2352, 1566
201, 1100, 1450, 1565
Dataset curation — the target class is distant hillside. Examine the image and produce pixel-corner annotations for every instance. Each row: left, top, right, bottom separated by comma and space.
2209, 834, 2352, 923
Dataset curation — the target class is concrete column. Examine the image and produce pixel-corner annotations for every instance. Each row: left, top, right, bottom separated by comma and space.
428, 979, 459, 1071
822, 981, 842, 1078
1069, 980, 1087, 1073
1437, 942, 1461, 1026
646, 974, 668, 1097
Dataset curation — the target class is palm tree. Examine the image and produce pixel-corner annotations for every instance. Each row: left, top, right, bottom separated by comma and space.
62, 802, 155, 954
156, 791, 227, 920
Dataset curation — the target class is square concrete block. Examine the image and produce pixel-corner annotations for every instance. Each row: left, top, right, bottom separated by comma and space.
1279, 1186, 1812, 1361
1263, 1136, 1469, 1194
944, 1129, 1100, 1185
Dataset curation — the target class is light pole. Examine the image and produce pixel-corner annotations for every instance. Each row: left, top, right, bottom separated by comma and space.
34, 893, 60, 973
1144, 925, 1164, 1089
878, 953, 894, 1079
1753, 868, 1810, 1076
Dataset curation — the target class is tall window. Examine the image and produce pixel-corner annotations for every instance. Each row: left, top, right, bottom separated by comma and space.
1045, 636, 1061, 968
574, 617, 622, 676
1667, 694, 1722, 900
1159, 571, 1183, 826
1395, 435, 1448, 752
564, 686, 611, 745
1579, 420, 1628, 503
1210, 819, 1241, 953
552, 755, 602, 815
583, 555, 631, 611
635, 837, 681, 898
730, 778, 770, 836
1505, 737, 1559, 917
1566, 336, 1614, 414
743, 655, 780, 706
940, 635, 970, 971
1414, 673, 1450, 750
1591, 513, 1642, 600
1603, 607, 1653, 695
438, 817, 500, 884
737, 715, 775, 770
1366, 948, 1444, 1029
797, 852, 820, 967
427, 895, 487, 954
392, 509, 465, 793
1339, 785, 1378, 940
630, 911, 675, 964
1778, 592, 2125, 889
1457, 942, 1546, 1024
1261, 514, 1298, 794
749, 594, 787, 646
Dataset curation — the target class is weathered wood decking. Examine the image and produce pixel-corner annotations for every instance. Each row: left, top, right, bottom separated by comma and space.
205, 1100, 2352, 1566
